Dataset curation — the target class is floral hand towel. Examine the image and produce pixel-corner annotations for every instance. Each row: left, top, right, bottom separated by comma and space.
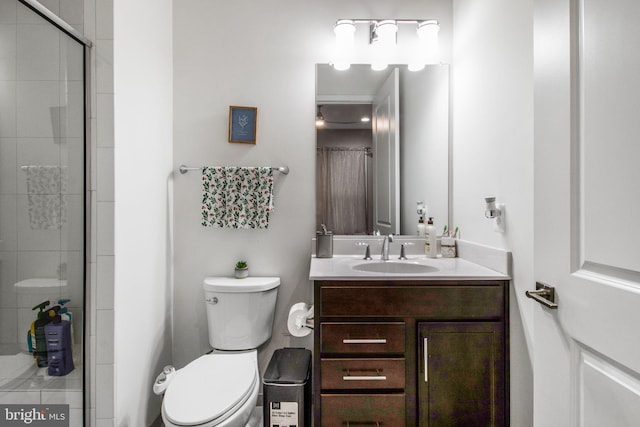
201, 166, 274, 229
25, 165, 67, 230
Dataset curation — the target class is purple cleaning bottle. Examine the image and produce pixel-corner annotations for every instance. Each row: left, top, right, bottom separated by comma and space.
44, 315, 74, 376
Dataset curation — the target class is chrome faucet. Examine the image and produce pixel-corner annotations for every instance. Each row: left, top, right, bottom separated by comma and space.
381, 234, 394, 260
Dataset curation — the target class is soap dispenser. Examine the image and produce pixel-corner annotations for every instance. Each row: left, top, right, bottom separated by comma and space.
425, 217, 437, 258
417, 201, 427, 237
417, 216, 426, 237
316, 224, 334, 258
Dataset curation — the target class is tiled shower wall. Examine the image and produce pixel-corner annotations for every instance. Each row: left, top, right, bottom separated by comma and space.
85, 0, 115, 425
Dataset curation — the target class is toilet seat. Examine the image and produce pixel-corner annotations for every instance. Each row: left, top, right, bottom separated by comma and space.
163, 352, 257, 426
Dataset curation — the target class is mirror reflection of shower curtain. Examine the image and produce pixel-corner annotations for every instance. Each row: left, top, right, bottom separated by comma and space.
316, 147, 368, 234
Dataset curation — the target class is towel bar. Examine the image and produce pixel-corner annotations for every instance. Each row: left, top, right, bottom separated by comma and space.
178, 164, 289, 175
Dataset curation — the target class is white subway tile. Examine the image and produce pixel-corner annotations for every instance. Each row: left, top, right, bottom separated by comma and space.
83, 0, 96, 41
41, 390, 83, 408
17, 23, 60, 81
0, 195, 17, 251
60, 137, 85, 195
60, 195, 85, 251
95, 39, 113, 94
96, 147, 113, 201
0, 81, 17, 138
96, 255, 114, 309
69, 408, 84, 427
60, 0, 84, 27
0, 1, 17, 24
0, 250, 17, 291
0, 139, 17, 194
96, 201, 113, 255
0, 24, 17, 80
0, 308, 17, 343
0, 390, 40, 404
96, 94, 113, 147
16, 195, 62, 251
95, 364, 114, 419
96, 309, 113, 364
16, 251, 61, 279
16, 81, 59, 138
95, 0, 112, 40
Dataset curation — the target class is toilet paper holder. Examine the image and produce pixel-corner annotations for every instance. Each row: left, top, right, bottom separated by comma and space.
287, 303, 314, 337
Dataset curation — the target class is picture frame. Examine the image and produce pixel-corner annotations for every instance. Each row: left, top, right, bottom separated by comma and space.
228, 106, 258, 144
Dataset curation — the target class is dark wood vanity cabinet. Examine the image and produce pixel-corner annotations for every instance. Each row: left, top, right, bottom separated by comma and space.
313, 280, 509, 426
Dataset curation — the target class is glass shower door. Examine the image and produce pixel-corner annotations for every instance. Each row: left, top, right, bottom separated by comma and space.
0, 1, 87, 425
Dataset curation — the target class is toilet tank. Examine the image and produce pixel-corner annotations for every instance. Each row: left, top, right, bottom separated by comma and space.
203, 277, 280, 350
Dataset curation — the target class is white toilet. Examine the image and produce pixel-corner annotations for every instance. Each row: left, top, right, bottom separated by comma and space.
157, 276, 280, 427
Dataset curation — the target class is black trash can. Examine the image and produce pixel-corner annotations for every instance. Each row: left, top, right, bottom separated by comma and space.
263, 348, 312, 427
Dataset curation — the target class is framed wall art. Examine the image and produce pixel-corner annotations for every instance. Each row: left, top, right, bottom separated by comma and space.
228, 106, 258, 144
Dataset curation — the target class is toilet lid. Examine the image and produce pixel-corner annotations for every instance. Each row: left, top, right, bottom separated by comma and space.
163, 352, 257, 426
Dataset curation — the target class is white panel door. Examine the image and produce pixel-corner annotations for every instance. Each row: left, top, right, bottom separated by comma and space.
372, 68, 400, 235
533, 0, 640, 426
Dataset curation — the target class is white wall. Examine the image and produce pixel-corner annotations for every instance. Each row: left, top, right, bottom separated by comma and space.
172, 0, 452, 372
452, 0, 534, 425
113, 0, 173, 425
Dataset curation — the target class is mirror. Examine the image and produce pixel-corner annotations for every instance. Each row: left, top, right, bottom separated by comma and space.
316, 64, 450, 235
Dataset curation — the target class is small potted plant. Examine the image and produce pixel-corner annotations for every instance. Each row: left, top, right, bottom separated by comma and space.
234, 260, 248, 279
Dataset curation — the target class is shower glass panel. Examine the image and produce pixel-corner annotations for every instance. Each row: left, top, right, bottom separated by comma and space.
0, 0, 87, 424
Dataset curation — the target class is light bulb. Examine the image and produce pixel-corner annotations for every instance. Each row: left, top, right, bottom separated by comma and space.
371, 20, 397, 71
416, 20, 440, 66
333, 20, 355, 71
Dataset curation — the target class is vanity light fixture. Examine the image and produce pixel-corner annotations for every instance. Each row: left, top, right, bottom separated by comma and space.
331, 19, 440, 71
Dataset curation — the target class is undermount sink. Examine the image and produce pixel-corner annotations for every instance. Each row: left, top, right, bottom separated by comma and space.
352, 261, 440, 274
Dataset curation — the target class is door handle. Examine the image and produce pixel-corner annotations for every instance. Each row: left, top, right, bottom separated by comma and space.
423, 337, 428, 382
526, 282, 558, 309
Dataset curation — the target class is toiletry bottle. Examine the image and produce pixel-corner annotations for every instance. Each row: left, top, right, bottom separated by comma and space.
57, 299, 74, 345
426, 217, 437, 258
417, 216, 426, 237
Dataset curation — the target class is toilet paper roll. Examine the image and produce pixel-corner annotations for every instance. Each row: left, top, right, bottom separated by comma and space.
287, 302, 313, 337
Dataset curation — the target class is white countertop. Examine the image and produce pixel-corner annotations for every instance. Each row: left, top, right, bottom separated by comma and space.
309, 255, 510, 281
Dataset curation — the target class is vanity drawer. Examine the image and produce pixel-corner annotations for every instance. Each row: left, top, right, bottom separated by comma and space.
320, 283, 505, 319
321, 393, 406, 425
321, 358, 405, 390
321, 322, 405, 354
